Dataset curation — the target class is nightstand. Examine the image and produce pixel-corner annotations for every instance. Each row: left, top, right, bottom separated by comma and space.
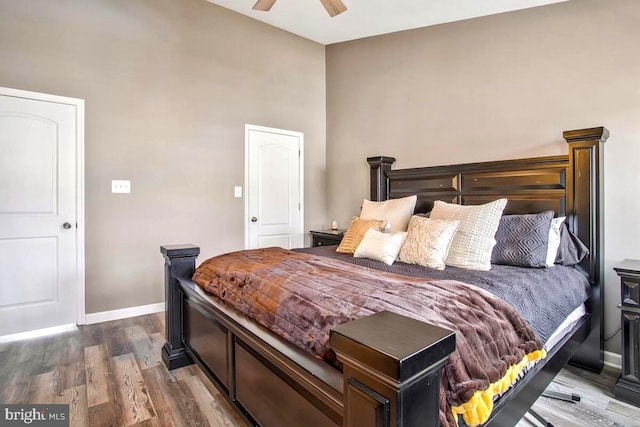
310, 229, 345, 247
614, 259, 640, 407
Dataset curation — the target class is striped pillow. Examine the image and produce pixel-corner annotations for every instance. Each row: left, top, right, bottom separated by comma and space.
430, 199, 507, 270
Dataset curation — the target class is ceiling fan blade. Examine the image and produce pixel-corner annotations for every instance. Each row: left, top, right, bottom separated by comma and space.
319, 0, 347, 17
252, 0, 277, 12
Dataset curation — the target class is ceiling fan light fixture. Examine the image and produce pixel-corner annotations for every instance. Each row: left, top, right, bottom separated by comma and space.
319, 0, 347, 17
252, 0, 277, 12
252, 0, 347, 17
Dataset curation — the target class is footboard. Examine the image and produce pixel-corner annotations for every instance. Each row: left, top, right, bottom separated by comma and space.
161, 245, 456, 427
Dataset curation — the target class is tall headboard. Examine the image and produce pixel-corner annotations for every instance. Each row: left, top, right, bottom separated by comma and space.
367, 127, 609, 372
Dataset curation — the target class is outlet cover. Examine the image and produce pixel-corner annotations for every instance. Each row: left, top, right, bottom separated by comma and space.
234, 186, 242, 198
112, 180, 131, 194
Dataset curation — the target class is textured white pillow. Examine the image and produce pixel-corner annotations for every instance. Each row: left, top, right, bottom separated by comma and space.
353, 228, 407, 265
360, 195, 417, 233
546, 216, 566, 266
430, 199, 508, 270
398, 216, 460, 270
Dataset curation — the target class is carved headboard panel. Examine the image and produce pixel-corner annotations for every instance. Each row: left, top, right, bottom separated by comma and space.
368, 155, 569, 216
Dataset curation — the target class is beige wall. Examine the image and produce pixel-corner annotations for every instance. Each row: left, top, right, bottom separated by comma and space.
0, 0, 326, 313
326, 0, 640, 354
2, 0, 637, 357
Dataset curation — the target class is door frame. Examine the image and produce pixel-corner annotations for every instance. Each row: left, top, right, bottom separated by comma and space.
244, 124, 304, 249
0, 86, 86, 326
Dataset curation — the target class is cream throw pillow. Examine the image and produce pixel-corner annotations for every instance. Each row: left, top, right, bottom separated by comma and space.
360, 195, 417, 233
336, 217, 388, 254
398, 216, 460, 270
354, 229, 407, 265
430, 199, 508, 270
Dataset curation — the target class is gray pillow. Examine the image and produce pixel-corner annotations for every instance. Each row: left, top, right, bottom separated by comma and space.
555, 224, 589, 266
491, 211, 554, 268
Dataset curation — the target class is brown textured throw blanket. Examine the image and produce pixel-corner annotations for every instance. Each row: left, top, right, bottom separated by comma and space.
193, 247, 544, 426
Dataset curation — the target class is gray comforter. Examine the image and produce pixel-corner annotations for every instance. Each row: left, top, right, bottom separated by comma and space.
295, 245, 591, 345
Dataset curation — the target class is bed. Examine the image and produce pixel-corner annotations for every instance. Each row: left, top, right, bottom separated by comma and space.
161, 126, 608, 427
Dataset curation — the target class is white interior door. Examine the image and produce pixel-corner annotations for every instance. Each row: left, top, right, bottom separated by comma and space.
0, 88, 84, 337
246, 125, 303, 249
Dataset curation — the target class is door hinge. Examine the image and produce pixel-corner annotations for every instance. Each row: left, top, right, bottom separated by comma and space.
299, 203, 301, 211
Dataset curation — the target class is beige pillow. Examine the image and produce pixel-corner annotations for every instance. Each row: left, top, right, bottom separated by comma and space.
430, 199, 507, 270
354, 229, 407, 265
360, 195, 417, 233
336, 217, 388, 254
398, 216, 460, 270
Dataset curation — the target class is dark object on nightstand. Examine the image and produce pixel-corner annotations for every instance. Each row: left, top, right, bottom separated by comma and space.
614, 259, 640, 407
310, 229, 345, 247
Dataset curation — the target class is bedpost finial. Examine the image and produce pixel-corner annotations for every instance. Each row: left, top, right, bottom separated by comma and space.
563, 127, 609, 143
367, 156, 396, 167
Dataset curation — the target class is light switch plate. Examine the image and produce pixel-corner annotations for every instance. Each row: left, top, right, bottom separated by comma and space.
112, 180, 131, 194
234, 186, 242, 198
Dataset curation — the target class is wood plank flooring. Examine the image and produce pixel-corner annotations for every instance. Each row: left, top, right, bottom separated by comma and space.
0, 313, 638, 426
0, 313, 245, 427
517, 365, 640, 427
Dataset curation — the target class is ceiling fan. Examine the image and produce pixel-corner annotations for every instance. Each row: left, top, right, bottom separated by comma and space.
252, 0, 347, 17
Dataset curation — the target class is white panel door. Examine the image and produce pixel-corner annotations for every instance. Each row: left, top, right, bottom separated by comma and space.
0, 90, 82, 336
246, 125, 303, 249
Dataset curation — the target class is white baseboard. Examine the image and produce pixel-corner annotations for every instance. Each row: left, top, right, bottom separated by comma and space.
0, 323, 78, 344
604, 350, 622, 370
85, 302, 165, 325
0, 303, 165, 342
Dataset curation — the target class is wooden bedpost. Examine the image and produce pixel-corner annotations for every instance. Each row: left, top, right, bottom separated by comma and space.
563, 126, 609, 373
161, 244, 200, 370
331, 311, 455, 427
367, 156, 396, 201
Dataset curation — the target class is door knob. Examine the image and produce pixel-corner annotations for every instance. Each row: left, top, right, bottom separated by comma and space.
251, 217, 258, 223
62, 222, 72, 229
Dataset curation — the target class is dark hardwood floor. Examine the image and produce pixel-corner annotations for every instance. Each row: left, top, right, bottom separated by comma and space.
0, 313, 637, 426
0, 313, 245, 427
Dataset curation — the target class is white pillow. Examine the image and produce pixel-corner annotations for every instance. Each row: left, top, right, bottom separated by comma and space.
398, 216, 460, 270
353, 228, 407, 265
546, 216, 566, 266
360, 195, 417, 233
430, 199, 508, 271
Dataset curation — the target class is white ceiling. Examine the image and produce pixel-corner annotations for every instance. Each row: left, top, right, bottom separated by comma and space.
206, 0, 569, 45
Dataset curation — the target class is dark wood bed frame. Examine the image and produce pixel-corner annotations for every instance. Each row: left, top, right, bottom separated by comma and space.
161, 127, 608, 427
